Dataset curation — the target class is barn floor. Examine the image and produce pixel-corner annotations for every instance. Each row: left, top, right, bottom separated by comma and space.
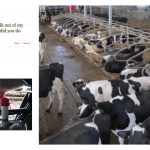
39, 24, 120, 144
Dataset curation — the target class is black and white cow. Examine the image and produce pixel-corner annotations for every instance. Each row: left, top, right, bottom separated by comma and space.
45, 9, 51, 23
97, 34, 121, 49
53, 18, 71, 33
40, 110, 111, 144
120, 63, 150, 79
102, 44, 145, 73
56, 20, 85, 37
118, 116, 150, 144
81, 34, 124, 53
98, 90, 150, 144
71, 24, 90, 37
78, 90, 150, 144
40, 11, 50, 23
83, 31, 101, 40
73, 77, 150, 118
39, 62, 65, 115
61, 28, 72, 37
39, 32, 46, 63
120, 34, 143, 44
55, 25, 63, 33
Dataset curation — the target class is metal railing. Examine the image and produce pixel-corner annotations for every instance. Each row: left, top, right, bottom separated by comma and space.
113, 42, 150, 61
126, 47, 150, 69
64, 13, 150, 42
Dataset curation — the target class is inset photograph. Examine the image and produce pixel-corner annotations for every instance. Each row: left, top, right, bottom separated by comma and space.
0, 79, 32, 130
39, 5, 150, 144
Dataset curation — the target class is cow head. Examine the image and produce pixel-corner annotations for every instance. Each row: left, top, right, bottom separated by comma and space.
118, 124, 149, 144
134, 44, 145, 52
72, 79, 87, 92
104, 56, 125, 73
56, 26, 63, 33
102, 55, 112, 66
81, 45, 86, 52
120, 68, 138, 79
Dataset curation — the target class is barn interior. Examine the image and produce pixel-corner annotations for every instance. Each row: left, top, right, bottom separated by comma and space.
39, 5, 150, 144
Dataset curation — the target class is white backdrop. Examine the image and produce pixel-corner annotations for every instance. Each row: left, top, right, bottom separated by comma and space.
0, 0, 149, 150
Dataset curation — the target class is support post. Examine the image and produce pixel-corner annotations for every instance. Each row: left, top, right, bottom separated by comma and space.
108, 5, 112, 36
84, 5, 87, 17
109, 5, 112, 26
90, 6, 92, 15
69, 5, 72, 14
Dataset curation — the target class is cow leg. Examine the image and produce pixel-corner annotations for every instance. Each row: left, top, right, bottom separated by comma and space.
39, 50, 44, 63
57, 88, 64, 115
54, 79, 65, 115
118, 136, 124, 144
40, 54, 43, 63
45, 91, 54, 112
112, 130, 125, 144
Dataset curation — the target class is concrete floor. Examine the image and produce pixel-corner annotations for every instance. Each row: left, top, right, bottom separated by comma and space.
39, 24, 120, 144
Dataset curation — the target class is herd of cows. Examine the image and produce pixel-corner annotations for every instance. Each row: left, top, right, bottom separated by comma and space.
50, 17, 149, 73
39, 16, 150, 144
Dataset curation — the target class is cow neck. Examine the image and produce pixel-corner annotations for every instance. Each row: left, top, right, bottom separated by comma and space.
77, 84, 86, 94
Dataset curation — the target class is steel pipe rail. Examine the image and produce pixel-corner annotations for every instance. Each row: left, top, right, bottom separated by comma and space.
51, 13, 150, 48
113, 42, 150, 65
126, 47, 150, 69
68, 13, 150, 41
77, 26, 94, 36
141, 62, 150, 76
105, 34, 146, 50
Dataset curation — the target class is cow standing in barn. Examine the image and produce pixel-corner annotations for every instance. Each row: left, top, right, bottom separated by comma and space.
45, 8, 51, 24
40, 11, 47, 23
98, 91, 150, 144
39, 62, 65, 115
118, 116, 150, 144
40, 110, 111, 144
73, 76, 150, 118
78, 90, 150, 144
